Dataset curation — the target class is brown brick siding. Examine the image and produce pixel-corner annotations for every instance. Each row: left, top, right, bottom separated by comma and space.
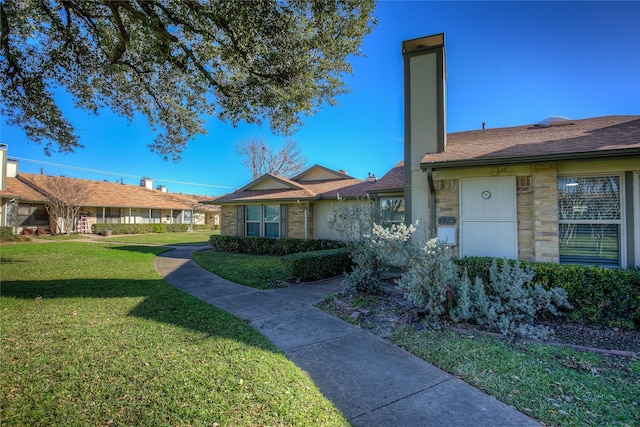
516, 176, 534, 261
434, 179, 460, 257
220, 203, 314, 238
221, 205, 238, 236
287, 202, 313, 239
532, 165, 560, 263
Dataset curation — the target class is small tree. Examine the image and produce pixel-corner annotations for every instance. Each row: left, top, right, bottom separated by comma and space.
235, 137, 306, 179
40, 176, 95, 234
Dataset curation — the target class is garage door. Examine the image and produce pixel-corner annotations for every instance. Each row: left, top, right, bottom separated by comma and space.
460, 177, 518, 259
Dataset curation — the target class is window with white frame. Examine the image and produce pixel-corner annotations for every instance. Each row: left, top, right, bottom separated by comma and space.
243, 204, 286, 238
558, 175, 622, 266
263, 205, 280, 238
246, 205, 261, 237
380, 197, 405, 224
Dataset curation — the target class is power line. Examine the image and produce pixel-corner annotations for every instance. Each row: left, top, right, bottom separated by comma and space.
11, 156, 236, 189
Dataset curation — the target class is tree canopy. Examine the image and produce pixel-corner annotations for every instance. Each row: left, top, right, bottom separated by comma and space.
236, 137, 306, 179
0, 0, 375, 160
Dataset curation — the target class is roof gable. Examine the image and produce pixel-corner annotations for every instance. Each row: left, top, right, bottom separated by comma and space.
238, 174, 304, 192
293, 164, 352, 182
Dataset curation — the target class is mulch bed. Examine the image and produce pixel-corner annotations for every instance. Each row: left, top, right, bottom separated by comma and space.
317, 281, 639, 358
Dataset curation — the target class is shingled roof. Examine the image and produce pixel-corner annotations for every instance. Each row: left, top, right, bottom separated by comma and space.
422, 115, 640, 169
12, 173, 219, 211
1, 176, 47, 202
368, 161, 404, 193
215, 165, 376, 204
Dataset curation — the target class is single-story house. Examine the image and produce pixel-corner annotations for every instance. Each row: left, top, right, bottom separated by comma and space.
403, 34, 640, 268
0, 147, 220, 234
216, 33, 640, 269
213, 165, 379, 240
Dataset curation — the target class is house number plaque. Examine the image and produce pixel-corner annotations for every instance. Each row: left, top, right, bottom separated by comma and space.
437, 216, 457, 225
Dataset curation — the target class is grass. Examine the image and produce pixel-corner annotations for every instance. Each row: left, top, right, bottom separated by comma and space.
101, 229, 219, 245
192, 250, 288, 290
32, 233, 84, 241
393, 326, 639, 427
0, 242, 349, 426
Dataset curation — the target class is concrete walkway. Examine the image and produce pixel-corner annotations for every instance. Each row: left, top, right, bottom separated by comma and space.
155, 246, 540, 427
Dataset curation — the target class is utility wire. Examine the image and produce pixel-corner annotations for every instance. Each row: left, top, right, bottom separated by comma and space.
11, 156, 236, 189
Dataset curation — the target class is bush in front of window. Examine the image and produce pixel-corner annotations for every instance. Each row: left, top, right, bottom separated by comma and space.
0, 226, 20, 242
281, 248, 352, 281
208, 235, 345, 256
456, 257, 640, 329
92, 224, 190, 235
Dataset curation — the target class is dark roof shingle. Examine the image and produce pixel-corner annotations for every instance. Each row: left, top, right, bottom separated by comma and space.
422, 116, 640, 168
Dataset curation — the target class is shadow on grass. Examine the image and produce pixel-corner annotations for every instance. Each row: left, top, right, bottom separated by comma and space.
2, 245, 273, 350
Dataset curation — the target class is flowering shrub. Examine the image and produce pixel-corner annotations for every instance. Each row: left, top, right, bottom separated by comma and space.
396, 238, 457, 322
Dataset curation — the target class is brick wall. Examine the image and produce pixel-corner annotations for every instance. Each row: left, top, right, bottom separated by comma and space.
434, 179, 459, 257
532, 164, 559, 263
221, 205, 237, 236
516, 176, 534, 261
220, 203, 314, 238
287, 202, 313, 239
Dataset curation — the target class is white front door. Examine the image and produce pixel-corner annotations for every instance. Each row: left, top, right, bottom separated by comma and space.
460, 177, 518, 259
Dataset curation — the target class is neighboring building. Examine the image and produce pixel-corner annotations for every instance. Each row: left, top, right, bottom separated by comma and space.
0, 148, 220, 234
367, 161, 406, 226
214, 165, 377, 240
403, 34, 640, 267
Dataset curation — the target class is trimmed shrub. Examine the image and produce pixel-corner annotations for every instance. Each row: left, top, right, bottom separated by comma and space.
456, 256, 640, 329
164, 224, 189, 233
92, 223, 189, 235
0, 226, 18, 242
208, 235, 345, 256
281, 247, 352, 281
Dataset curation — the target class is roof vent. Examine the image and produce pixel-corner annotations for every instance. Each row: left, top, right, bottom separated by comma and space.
538, 116, 575, 128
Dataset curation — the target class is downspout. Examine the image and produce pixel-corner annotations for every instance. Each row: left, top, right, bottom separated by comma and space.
304, 206, 308, 240
427, 168, 436, 239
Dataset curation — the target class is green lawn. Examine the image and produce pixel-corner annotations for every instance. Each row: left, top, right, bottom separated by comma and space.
192, 250, 288, 290
393, 327, 639, 427
0, 242, 348, 426
100, 229, 219, 245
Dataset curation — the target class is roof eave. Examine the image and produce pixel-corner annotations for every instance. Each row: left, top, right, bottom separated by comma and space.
216, 196, 318, 205
421, 148, 640, 170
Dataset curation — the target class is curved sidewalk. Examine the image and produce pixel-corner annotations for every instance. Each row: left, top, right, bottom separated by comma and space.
155, 246, 540, 427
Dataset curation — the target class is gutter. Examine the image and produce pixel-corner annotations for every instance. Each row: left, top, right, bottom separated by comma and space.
420, 149, 640, 171
427, 167, 436, 239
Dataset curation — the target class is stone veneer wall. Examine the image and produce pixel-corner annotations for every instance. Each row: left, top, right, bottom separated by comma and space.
433, 179, 460, 257
532, 164, 560, 263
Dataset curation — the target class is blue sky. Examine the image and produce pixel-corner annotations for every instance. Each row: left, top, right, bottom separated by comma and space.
2, 1, 639, 196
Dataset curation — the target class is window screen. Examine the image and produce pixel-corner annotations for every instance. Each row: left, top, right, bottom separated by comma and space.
558, 176, 621, 266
